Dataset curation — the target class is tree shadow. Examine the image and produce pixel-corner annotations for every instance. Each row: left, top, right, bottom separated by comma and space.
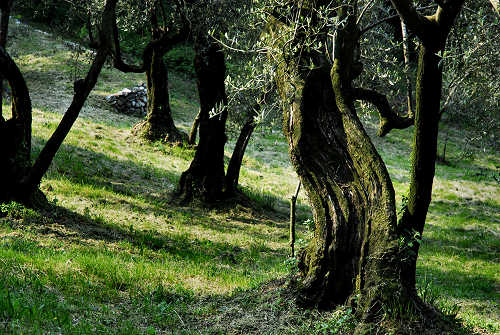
6, 201, 286, 272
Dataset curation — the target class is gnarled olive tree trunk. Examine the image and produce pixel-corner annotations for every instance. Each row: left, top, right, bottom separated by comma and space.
269, 14, 405, 324
267, 0, 464, 328
111, 11, 187, 143
132, 44, 187, 143
177, 37, 228, 202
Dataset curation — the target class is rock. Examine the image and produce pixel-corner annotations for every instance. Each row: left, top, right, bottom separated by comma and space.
106, 84, 149, 117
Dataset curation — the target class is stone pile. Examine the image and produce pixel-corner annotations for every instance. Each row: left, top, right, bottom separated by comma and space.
106, 83, 148, 116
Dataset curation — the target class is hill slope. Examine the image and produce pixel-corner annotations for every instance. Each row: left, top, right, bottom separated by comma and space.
0, 18, 499, 335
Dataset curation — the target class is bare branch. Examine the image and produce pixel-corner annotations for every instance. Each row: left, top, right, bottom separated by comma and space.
352, 87, 413, 136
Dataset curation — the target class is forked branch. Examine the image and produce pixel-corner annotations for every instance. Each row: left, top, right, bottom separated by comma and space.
352, 87, 413, 136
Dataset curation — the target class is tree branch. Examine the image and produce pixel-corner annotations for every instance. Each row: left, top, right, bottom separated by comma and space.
110, 8, 145, 73
389, 0, 438, 45
489, 0, 500, 15
20, 0, 118, 193
352, 87, 413, 136
360, 5, 437, 36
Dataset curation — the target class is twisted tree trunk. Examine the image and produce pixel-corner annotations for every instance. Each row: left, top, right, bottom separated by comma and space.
269, 13, 404, 320
267, 1, 464, 329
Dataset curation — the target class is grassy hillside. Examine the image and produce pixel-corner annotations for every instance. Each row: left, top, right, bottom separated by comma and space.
0, 18, 498, 335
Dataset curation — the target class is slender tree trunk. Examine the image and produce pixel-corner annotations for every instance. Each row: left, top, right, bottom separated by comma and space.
391, 0, 465, 293
224, 115, 256, 195
0, 0, 117, 203
132, 46, 187, 143
188, 109, 201, 145
177, 38, 228, 202
398, 44, 442, 290
400, 18, 414, 117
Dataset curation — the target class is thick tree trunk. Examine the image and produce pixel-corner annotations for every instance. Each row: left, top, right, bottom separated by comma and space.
132, 46, 187, 143
224, 116, 256, 195
0, 46, 32, 202
177, 38, 228, 202
269, 14, 405, 323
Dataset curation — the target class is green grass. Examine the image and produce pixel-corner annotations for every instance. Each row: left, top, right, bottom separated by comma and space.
1, 18, 499, 335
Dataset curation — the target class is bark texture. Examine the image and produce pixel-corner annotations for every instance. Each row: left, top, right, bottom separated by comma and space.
392, 0, 465, 291
268, 12, 404, 322
267, 0, 463, 328
177, 37, 228, 202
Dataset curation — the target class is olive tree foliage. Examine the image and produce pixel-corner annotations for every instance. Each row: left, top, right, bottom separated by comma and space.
440, 0, 499, 155
355, 0, 499, 158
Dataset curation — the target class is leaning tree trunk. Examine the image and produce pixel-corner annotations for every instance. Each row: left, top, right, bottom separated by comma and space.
187, 109, 201, 145
132, 45, 187, 143
177, 38, 228, 202
269, 13, 405, 323
225, 115, 256, 195
0, 0, 117, 204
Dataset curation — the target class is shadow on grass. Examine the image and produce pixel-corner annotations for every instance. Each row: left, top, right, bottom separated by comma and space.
2, 202, 286, 272
32, 136, 181, 202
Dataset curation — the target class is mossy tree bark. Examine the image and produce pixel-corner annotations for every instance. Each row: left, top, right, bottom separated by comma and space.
0, 0, 117, 204
267, 0, 464, 328
391, 0, 465, 291
111, 11, 187, 143
177, 37, 228, 202
271, 10, 404, 321
132, 43, 187, 143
